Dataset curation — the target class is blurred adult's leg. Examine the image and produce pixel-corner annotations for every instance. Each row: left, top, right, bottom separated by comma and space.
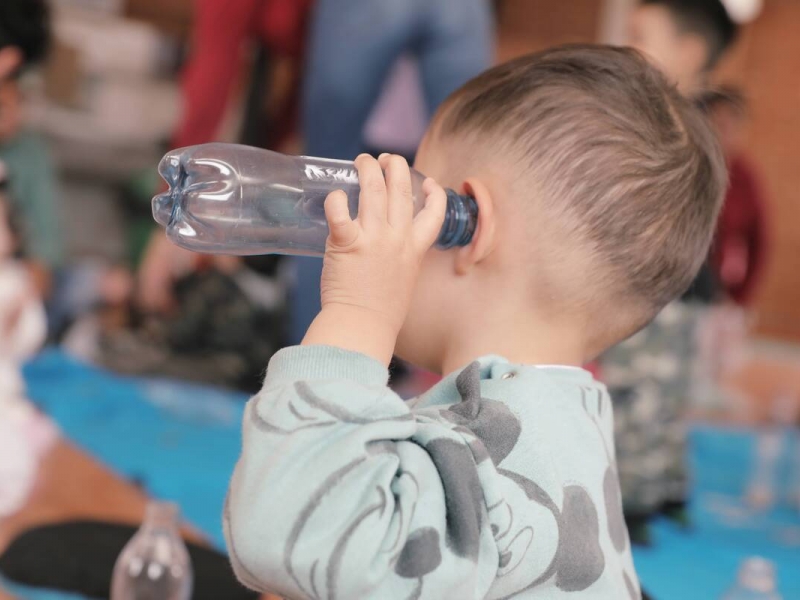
418, 0, 495, 113
292, 0, 418, 344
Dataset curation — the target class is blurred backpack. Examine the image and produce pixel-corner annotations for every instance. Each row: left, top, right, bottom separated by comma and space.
99, 264, 287, 392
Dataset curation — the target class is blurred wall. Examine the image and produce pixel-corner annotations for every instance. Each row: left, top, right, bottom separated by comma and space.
715, 0, 800, 341
497, 0, 604, 60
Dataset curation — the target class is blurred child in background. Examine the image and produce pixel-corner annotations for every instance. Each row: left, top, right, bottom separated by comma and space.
700, 86, 769, 306
0, 0, 62, 294
629, 0, 738, 95
601, 0, 743, 544
0, 162, 56, 518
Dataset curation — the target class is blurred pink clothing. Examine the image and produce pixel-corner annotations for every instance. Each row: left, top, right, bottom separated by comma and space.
711, 156, 769, 305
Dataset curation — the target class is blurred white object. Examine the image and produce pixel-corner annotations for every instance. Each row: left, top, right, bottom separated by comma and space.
746, 392, 799, 511
721, 557, 782, 599
746, 427, 783, 510
0, 263, 47, 396
720, 0, 764, 24
32, 79, 180, 146
692, 305, 750, 415
0, 263, 55, 517
0, 401, 58, 516
52, 8, 171, 78
26, 7, 180, 166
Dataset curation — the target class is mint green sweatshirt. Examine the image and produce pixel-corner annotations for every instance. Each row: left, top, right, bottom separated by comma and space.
224, 346, 641, 599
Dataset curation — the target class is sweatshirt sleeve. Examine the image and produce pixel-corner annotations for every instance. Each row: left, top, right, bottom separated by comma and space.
223, 346, 498, 600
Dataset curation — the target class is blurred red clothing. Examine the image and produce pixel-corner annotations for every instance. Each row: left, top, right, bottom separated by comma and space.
172, 0, 312, 150
711, 156, 769, 306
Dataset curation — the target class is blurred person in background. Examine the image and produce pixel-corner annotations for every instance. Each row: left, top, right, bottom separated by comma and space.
291, 0, 495, 345
629, 0, 738, 96
0, 164, 57, 518
0, 0, 133, 344
0, 167, 46, 404
100, 0, 312, 391
600, 0, 742, 545
137, 0, 312, 316
0, 0, 61, 296
700, 86, 769, 307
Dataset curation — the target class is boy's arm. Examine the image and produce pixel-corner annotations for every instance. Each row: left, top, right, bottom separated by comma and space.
225, 155, 500, 598
224, 345, 498, 600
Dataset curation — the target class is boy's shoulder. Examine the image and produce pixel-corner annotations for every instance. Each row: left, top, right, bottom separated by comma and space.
412, 357, 613, 461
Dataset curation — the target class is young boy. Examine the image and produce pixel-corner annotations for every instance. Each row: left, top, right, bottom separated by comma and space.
224, 46, 726, 599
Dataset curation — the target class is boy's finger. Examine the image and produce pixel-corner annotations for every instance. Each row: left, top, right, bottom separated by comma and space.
354, 154, 387, 225
379, 154, 414, 230
412, 178, 448, 252
324, 190, 359, 248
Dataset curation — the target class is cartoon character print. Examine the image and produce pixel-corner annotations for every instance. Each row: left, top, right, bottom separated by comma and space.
441, 363, 639, 599
242, 381, 431, 600
234, 364, 639, 599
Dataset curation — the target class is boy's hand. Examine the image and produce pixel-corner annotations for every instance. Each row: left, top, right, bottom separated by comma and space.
302, 154, 447, 365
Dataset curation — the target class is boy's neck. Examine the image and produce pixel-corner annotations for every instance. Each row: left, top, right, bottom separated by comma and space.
439, 313, 588, 376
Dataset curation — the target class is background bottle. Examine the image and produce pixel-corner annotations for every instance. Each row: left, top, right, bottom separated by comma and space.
152, 143, 477, 257
111, 501, 193, 600
746, 392, 799, 510
721, 557, 782, 600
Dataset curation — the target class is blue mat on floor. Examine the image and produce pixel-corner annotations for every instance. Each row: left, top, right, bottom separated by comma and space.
12, 349, 800, 599
22, 349, 248, 550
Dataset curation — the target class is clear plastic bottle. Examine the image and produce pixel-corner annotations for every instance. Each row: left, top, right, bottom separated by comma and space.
721, 557, 782, 600
747, 393, 799, 510
152, 143, 478, 256
111, 501, 193, 600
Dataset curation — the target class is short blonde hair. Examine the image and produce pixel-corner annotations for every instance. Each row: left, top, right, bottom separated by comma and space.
436, 45, 727, 340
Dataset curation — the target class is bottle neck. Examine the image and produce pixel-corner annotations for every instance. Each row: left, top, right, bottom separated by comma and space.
143, 502, 180, 532
436, 190, 478, 249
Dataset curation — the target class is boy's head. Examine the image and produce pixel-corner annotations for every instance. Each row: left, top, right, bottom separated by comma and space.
0, 0, 50, 81
0, 0, 49, 143
629, 0, 738, 93
403, 46, 726, 371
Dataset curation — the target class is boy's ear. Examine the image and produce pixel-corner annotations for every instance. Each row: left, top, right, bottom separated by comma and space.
454, 178, 495, 275
0, 47, 23, 81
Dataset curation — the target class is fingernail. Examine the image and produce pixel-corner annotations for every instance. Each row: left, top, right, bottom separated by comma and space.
378, 153, 390, 160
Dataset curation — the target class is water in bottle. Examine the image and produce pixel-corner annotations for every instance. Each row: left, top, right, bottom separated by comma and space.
111, 501, 193, 600
721, 557, 782, 600
152, 143, 477, 257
